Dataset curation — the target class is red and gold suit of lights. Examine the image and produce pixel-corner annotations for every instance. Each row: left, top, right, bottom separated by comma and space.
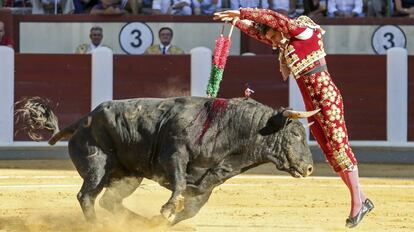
235, 8, 357, 172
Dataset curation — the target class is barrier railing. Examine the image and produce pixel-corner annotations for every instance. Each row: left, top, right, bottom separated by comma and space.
1, 46, 413, 148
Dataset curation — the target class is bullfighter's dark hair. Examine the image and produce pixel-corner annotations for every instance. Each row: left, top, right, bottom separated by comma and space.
256, 23, 271, 36
159, 27, 173, 37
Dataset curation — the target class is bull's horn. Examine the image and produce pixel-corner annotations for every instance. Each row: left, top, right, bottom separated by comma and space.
282, 109, 320, 119
304, 121, 315, 128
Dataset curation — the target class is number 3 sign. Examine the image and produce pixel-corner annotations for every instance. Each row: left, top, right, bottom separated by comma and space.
371, 25, 406, 55
119, 22, 154, 54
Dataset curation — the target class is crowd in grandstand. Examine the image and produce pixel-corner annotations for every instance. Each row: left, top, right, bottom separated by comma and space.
73, 25, 184, 54
0, 0, 413, 17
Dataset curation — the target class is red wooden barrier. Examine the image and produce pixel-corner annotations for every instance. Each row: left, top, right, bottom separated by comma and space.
219, 55, 288, 109
113, 55, 191, 99
408, 56, 414, 141
12, 54, 402, 141
14, 54, 91, 141
328, 55, 387, 140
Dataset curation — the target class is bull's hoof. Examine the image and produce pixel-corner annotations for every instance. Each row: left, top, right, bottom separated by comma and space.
161, 206, 176, 223
161, 195, 185, 223
175, 194, 185, 212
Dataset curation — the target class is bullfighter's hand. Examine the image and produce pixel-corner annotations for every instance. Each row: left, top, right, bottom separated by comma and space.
213, 10, 240, 21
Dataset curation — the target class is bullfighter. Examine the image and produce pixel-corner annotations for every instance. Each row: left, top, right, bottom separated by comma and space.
214, 8, 374, 228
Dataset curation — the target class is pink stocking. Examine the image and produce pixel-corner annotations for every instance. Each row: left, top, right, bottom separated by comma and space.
339, 167, 366, 217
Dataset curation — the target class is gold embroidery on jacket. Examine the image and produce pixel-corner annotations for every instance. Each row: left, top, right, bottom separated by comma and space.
285, 45, 295, 56
264, 14, 272, 21
286, 54, 299, 68
287, 22, 298, 30
291, 48, 326, 76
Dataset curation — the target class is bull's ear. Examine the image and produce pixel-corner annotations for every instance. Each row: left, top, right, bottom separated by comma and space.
259, 113, 288, 136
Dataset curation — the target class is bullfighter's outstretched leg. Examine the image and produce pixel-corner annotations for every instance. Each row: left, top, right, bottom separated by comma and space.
171, 190, 213, 225
99, 176, 146, 221
69, 131, 111, 222
158, 146, 189, 222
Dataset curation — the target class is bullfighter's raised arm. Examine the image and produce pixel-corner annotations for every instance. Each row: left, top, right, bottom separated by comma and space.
238, 8, 301, 36
214, 8, 310, 41
233, 19, 273, 46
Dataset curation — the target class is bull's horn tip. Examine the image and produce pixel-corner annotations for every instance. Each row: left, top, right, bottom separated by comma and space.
283, 108, 321, 118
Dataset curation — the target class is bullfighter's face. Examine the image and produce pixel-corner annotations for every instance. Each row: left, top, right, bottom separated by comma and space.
278, 120, 314, 178
265, 28, 283, 46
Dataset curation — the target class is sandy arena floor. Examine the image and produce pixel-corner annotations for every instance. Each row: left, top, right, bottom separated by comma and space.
0, 160, 413, 232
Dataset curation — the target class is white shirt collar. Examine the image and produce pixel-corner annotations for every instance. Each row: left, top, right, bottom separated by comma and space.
160, 44, 171, 54
89, 43, 102, 52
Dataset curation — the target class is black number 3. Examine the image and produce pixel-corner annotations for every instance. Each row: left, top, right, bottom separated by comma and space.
131, 29, 142, 48
383, 32, 395, 50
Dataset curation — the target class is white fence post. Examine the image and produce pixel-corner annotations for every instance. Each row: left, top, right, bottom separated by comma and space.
387, 47, 408, 142
190, 47, 212, 97
0, 46, 15, 144
289, 75, 310, 140
91, 47, 113, 110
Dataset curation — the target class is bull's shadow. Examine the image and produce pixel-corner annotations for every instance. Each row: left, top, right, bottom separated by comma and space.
15, 96, 318, 226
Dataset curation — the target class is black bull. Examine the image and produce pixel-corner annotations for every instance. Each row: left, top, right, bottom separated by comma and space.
15, 96, 317, 225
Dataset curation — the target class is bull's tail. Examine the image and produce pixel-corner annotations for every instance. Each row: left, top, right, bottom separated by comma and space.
14, 97, 84, 145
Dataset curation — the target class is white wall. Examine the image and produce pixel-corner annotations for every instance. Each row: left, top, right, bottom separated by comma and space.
19, 23, 414, 55
19, 22, 241, 55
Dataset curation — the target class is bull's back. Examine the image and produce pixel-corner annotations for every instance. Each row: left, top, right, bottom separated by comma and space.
85, 97, 270, 175
86, 97, 207, 174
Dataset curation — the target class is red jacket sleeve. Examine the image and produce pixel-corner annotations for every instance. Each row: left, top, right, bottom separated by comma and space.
235, 19, 273, 47
239, 8, 306, 37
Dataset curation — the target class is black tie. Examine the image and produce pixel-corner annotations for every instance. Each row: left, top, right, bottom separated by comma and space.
162, 46, 166, 55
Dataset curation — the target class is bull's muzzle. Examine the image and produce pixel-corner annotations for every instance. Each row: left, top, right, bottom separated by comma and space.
306, 164, 314, 177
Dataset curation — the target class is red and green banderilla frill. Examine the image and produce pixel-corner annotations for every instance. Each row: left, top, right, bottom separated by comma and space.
206, 24, 235, 97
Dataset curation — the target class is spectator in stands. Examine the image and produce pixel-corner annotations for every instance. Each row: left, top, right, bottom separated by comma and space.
90, 0, 127, 14
130, 0, 152, 14
327, 0, 364, 17
152, 0, 192, 15
269, 0, 290, 15
366, 0, 386, 17
303, 0, 327, 17
230, 0, 269, 10
0, 21, 14, 48
3, 0, 31, 8
145, 27, 184, 55
192, 0, 222, 15
31, 0, 74, 14
75, 26, 111, 54
73, 0, 99, 13
394, 0, 414, 17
